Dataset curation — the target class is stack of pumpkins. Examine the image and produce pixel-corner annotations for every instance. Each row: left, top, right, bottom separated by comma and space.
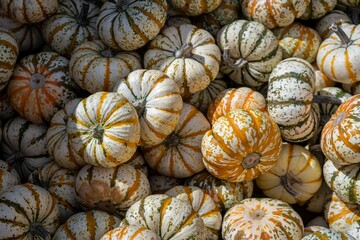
1, 0, 360, 239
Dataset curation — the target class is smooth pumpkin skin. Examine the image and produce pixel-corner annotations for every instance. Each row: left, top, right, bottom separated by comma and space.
315, 10, 352, 39
101, 225, 160, 240
0, 159, 20, 194
0, 28, 18, 92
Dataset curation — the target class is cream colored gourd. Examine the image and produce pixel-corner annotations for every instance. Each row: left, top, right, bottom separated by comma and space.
316, 10, 352, 39
0, 28, 18, 92
169, 0, 222, 16
0, 159, 20, 193
101, 225, 160, 240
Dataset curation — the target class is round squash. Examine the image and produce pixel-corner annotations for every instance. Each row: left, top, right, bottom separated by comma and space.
319, 87, 352, 116
0, 28, 18, 92
169, 0, 221, 16
303, 227, 355, 240
299, 0, 337, 20
0, 159, 20, 194
101, 225, 159, 240
316, 10, 352, 39
148, 174, 184, 194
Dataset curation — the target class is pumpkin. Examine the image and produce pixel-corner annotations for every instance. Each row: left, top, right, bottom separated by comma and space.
316, 10, 352, 39
317, 24, 360, 84
343, 82, 360, 95
0, 28, 18, 92
97, 0, 167, 51
207, 87, 267, 124
303, 227, 355, 239
0, 88, 16, 121
202, 109, 282, 182
101, 225, 159, 240
70, 40, 142, 93
222, 198, 304, 240
319, 87, 352, 116
0, 159, 20, 193
142, 103, 210, 178
256, 143, 322, 204
346, 221, 360, 240
217, 20, 282, 88
75, 164, 151, 217
0, 0, 58, 24
313, 63, 335, 91
0, 183, 61, 239
144, 24, 221, 97
41, 0, 100, 57
53, 210, 121, 240
337, 0, 360, 6
169, 0, 222, 16
0, 116, 52, 180
321, 95, 360, 165
241, 0, 309, 29
115, 69, 183, 147
67, 92, 140, 168
7, 51, 79, 124
298, 181, 333, 213
46, 98, 86, 170
165, 186, 222, 240
0, 7, 44, 52
148, 174, 184, 194
121, 194, 207, 239
28, 161, 79, 222
273, 23, 322, 63
299, 0, 337, 20
126, 150, 148, 177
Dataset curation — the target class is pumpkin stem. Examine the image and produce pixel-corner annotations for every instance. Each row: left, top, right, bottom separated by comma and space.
250, 209, 266, 220
78, 1, 90, 25
311, 95, 342, 105
280, 172, 300, 197
30, 223, 51, 240
29, 73, 46, 89
90, 124, 104, 143
132, 99, 146, 117
6, 152, 24, 165
223, 48, 247, 69
329, 24, 351, 46
175, 42, 194, 58
242, 153, 261, 169
164, 133, 180, 148
101, 48, 115, 58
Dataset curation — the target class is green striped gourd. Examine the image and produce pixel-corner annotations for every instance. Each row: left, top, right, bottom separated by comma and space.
299, 0, 337, 20
303, 227, 355, 239
144, 24, 221, 97
0, 28, 18, 92
0, 159, 20, 193
142, 103, 210, 178
75, 164, 151, 217
97, 0, 167, 51
101, 225, 159, 240
217, 20, 282, 88
115, 69, 183, 147
318, 87, 352, 115
169, 0, 222, 16
67, 92, 140, 168
222, 198, 304, 240
53, 210, 121, 240
316, 10, 352, 39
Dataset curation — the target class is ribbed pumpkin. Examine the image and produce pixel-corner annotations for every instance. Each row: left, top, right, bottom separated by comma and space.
337, 0, 360, 6
316, 10, 352, 39
115, 69, 183, 147
121, 194, 207, 239
97, 0, 167, 51
0, 0, 58, 23
321, 95, 360, 165
144, 24, 221, 97
0, 183, 61, 239
202, 109, 282, 182
165, 186, 222, 240
222, 198, 304, 240
0, 159, 20, 193
343, 82, 360, 95
319, 87, 352, 116
41, 0, 99, 57
169, 0, 221, 16
28, 161, 79, 222
67, 92, 140, 168
207, 87, 267, 124
0, 28, 18, 92
0, 88, 16, 121
299, 0, 337, 20
346, 221, 360, 240
7, 51, 79, 124
75, 164, 151, 217
70, 40, 142, 93
217, 20, 282, 88
256, 143, 322, 204
273, 23, 322, 63
317, 24, 360, 84
241, 0, 309, 29
0, 116, 52, 180
101, 225, 159, 240
303, 227, 355, 240
313, 63, 335, 91
53, 210, 121, 240
148, 174, 184, 194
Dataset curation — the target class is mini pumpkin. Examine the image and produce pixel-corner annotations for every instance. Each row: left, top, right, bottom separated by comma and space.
148, 174, 184, 194
169, 0, 222, 16
0, 28, 18, 92
101, 225, 159, 240
299, 0, 337, 20
0, 159, 20, 193
316, 10, 352, 39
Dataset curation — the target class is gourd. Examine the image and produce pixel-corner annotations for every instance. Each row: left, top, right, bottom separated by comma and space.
0, 28, 18, 92
0, 159, 20, 193
101, 225, 159, 240
316, 10, 352, 39
346, 221, 360, 240
318, 87, 352, 116
148, 174, 184, 194
303, 227, 355, 239
169, 0, 222, 16
313, 63, 335, 91
299, 0, 337, 20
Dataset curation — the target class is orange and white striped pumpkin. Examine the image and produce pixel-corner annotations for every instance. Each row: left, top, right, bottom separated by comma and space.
97, 0, 167, 51
303, 227, 355, 239
299, 0, 337, 20
165, 186, 222, 240
0, 28, 18, 92
75, 164, 151, 217
169, 0, 222, 16
101, 225, 159, 240
217, 20, 282, 88
273, 23, 322, 63
28, 161, 79, 222
207, 87, 267, 124
202, 109, 282, 182
313, 63, 335, 91
53, 210, 121, 240
256, 143, 322, 204
144, 24, 221, 96
0, 88, 15, 121
321, 95, 360, 165
0, 183, 61, 239
222, 198, 304, 240
41, 0, 99, 57
0, 0, 58, 23
241, 0, 309, 29
186, 171, 253, 212
316, 10, 352, 39
70, 40, 142, 93
148, 174, 184, 194
0, 116, 52, 180
67, 92, 140, 168
115, 69, 183, 147
0, 159, 20, 193
7, 51, 79, 124
317, 24, 360, 84
122, 194, 207, 239
142, 103, 210, 178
